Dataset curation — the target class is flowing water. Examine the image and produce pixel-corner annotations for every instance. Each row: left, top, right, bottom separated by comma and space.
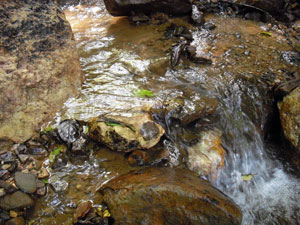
31, 1, 300, 224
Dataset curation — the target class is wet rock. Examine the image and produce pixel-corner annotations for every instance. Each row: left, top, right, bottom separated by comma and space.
0, 0, 84, 143
74, 200, 93, 222
278, 87, 300, 151
203, 22, 216, 30
58, 120, 81, 145
128, 150, 149, 166
170, 40, 188, 68
49, 174, 68, 192
156, 94, 218, 127
89, 112, 164, 152
129, 14, 150, 24
36, 180, 47, 196
5, 217, 25, 225
0, 152, 16, 164
191, 5, 205, 26
99, 167, 242, 225
17, 155, 29, 164
0, 188, 5, 197
0, 180, 17, 194
71, 136, 88, 154
103, 0, 192, 17
15, 172, 37, 194
0, 170, 9, 179
187, 129, 225, 177
0, 210, 10, 222
0, 191, 34, 210
37, 167, 49, 179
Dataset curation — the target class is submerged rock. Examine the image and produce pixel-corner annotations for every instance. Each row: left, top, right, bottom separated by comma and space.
99, 167, 242, 225
0, 191, 34, 210
89, 113, 164, 151
103, 0, 192, 17
278, 87, 300, 151
187, 129, 225, 177
0, 0, 84, 143
153, 94, 218, 127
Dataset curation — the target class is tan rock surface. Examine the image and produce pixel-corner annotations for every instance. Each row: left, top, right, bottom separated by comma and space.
278, 87, 300, 151
0, 0, 84, 142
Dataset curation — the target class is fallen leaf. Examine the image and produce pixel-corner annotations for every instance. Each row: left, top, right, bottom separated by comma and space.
133, 89, 155, 98
49, 147, 61, 163
260, 31, 272, 37
242, 174, 254, 181
10, 210, 18, 218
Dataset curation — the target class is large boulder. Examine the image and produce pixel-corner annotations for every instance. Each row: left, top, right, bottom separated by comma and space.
278, 87, 300, 151
103, 0, 192, 17
99, 167, 242, 225
0, 0, 84, 143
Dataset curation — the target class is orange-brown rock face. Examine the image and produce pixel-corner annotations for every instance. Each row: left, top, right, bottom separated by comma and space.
0, 0, 84, 142
99, 167, 242, 225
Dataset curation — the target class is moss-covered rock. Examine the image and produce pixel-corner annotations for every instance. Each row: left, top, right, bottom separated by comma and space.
278, 87, 300, 151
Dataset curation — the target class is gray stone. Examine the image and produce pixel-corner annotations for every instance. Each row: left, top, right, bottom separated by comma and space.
15, 172, 37, 193
0, 191, 34, 210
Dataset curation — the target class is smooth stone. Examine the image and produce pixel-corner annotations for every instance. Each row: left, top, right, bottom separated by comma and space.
0, 191, 34, 210
99, 167, 242, 225
15, 172, 37, 193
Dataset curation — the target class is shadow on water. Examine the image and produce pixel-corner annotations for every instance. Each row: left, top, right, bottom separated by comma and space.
31, 1, 300, 224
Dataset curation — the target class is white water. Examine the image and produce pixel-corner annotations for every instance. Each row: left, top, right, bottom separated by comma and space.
214, 82, 300, 225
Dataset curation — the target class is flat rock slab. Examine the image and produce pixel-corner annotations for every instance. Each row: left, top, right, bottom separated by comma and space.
103, 0, 192, 16
15, 172, 37, 193
0, 191, 34, 210
0, 0, 84, 143
99, 167, 242, 225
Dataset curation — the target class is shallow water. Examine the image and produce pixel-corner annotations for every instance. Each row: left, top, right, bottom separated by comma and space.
32, 1, 300, 224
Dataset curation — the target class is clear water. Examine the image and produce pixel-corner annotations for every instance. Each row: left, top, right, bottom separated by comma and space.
34, 1, 300, 224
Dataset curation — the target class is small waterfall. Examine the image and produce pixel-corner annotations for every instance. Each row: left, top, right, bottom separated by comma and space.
212, 78, 300, 225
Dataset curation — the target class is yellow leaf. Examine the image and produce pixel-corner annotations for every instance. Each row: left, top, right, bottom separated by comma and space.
10, 210, 18, 218
242, 174, 253, 181
103, 209, 111, 218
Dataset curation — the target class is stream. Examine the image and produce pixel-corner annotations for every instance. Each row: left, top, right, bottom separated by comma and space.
31, 1, 300, 224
